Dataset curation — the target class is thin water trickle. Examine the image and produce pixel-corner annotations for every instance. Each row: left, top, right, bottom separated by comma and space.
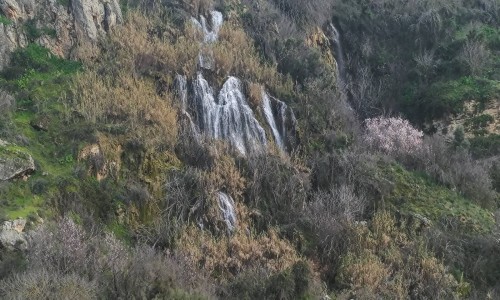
218, 192, 237, 233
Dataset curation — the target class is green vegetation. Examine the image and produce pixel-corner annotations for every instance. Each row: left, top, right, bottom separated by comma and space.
469, 134, 500, 158
418, 77, 500, 119
382, 164, 495, 234
24, 20, 57, 40
0, 14, 12, 26
0, 45, 82, 219
0, 1, 499, 299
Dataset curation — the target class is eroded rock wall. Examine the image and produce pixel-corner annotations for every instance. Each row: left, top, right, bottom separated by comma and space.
0, 0, 122, 69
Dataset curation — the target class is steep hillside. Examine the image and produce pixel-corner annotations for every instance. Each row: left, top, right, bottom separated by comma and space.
0, 0, 499, 299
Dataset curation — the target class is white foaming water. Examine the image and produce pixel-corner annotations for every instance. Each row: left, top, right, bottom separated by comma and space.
175, 74, 188, 111
217, 192, 237, 233
261, 90, 297, 152
191, 11, 224, 43
192, 74, 267, 155
262, 90, 284, 150
177, 10, 296, 155
191, 11, 223, 69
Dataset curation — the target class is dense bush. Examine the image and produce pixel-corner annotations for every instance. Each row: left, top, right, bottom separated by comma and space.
0, 218, 215, 299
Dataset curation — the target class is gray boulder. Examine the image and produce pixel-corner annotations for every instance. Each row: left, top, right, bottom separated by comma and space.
0, 140, 35, 181
0, 218, 27, 251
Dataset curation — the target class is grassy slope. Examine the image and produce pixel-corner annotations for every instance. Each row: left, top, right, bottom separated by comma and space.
380, 163, 495, 234
0, 44, 81, 220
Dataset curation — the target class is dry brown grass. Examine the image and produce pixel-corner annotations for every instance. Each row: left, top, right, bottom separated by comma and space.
336, 211, 460, 298
178, 202, 300, 280
246, 82, 263, 108
183, 0, 214, 16
73, 71, 178, 149
213, 25, 293, 93
206, 154, 246, 199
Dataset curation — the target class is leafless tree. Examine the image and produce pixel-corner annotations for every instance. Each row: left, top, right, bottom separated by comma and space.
459, 39, 491, 76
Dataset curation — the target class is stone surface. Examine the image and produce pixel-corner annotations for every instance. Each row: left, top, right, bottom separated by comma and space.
0, 0, 122, 70
0, 219, 27, 251
0, 90, 14, 113
0, 142, 35, 181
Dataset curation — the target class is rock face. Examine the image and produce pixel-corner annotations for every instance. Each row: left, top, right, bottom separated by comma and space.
0, 90, 14, 112
0, 0, 122, 70
0, 218, 27, 251
0, 140, 35, 181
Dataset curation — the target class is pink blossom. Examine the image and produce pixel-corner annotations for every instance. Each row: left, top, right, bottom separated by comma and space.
364, 117, 424, 156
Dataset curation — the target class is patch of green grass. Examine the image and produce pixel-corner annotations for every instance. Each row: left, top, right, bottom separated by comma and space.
0, 14, 12, 26
0, 44, 84, 220
380, 163, 495, 234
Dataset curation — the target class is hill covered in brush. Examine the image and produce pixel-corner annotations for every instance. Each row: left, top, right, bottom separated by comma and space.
0, 0, 499, 298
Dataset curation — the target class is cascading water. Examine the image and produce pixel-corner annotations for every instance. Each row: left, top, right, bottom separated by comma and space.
191, 10, 223, 43
191, 74, 267, 155
218, 192, 237, 233
191, 10, 223, 69
179, 10, 297, 155
328, 23, 345, 80
262, 90, 298, 152
175, 74, 188, 111
262, 91, 284, 149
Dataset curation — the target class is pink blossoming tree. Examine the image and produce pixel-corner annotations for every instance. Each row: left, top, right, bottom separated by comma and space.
364, 116, 424, 157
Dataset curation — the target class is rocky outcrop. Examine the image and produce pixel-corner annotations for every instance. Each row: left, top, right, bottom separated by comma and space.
72, 0, 122, 41
0, 0, 122, 70
0, 90, 14, 112
0, 140, 35, 181
0, 218, 27, 251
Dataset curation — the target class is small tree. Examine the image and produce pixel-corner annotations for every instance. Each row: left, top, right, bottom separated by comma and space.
459, 39, 490, 76
364, 116, 424, 158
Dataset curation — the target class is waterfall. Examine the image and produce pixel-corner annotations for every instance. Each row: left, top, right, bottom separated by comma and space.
217, 192, 237, 233
262, 90, 285, 150
191, 10, 224, 43
191, 10, 223, 69
176, 10, 297, 155
328, 23, 345, 80
262, 90, 297, 152
191, 74, 267, 155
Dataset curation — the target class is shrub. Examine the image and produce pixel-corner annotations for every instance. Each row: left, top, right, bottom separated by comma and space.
245, 153, 309, 229
0, 269, 97, 300
335, 211, 460, 299
305, 184, 367, 257
459, 39, 491, 76
420, 136, 497, 208
27, 217, 96, 276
